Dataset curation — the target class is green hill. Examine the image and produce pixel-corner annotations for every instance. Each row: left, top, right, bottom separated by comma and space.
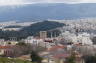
21, 21, 65, 37
0, 21, 65, 40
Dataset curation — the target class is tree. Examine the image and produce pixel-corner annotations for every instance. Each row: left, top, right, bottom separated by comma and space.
65, 52, 76, 63
30, 51, 42, 63
16, 42, 26, 46
84, 55, 96, 63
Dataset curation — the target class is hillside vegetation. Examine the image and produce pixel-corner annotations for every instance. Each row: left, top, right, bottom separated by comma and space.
0, 57, 32, 63
0, 21, 65, 40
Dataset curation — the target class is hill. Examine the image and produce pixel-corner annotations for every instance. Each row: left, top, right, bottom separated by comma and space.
0, 21, 65, 40
21, 21, 65, 37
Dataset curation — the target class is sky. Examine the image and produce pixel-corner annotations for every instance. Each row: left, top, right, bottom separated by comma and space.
0, 0, 96, 6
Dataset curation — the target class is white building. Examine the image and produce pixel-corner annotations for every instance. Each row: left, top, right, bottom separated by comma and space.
25, 36, 43, 46
60, 31, 93, 45
25, 36, 57, 48
77, 33, 93, 45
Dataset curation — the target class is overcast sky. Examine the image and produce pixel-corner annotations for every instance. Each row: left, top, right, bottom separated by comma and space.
0, 0, 96, 5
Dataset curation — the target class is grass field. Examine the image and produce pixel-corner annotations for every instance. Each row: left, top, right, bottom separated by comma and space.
0, 57, 32, 63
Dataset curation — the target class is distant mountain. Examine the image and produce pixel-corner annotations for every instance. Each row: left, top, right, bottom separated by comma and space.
0, 3, 96, 21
